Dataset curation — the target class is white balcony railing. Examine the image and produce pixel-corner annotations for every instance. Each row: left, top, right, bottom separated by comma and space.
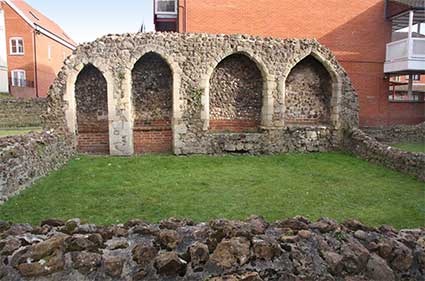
386, 38, 425, 62
412, 38, 425, 58
385, 38, 425, 73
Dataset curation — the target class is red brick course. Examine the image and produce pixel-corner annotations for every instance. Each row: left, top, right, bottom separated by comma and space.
133, 120, 172, 154
77, 132, 110, 154
209, 120, 260, 133
77, 121, 109, 154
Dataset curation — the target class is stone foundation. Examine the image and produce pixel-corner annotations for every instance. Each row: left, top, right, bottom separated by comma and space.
0, 216, 423, 280
45, 32, 359, 155
184, 126, 337, 155
0, 131, 74, 203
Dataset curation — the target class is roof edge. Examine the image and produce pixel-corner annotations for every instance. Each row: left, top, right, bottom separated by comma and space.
4, 0, 76, 49
35, 24, 76, 50
4, 0, 35, 28
390, 0, 425, 9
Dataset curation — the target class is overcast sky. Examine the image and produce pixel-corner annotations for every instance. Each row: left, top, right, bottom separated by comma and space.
25, 0, 155, 44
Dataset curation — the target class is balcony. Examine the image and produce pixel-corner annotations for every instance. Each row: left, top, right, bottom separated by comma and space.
384, 1, 424, 74
384, 37, 425, 73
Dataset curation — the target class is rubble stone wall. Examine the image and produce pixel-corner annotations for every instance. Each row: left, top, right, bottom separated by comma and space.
45, 32, 359, 155
362, 122, 425, 144
345, 129, 425, 181
0, 98, 46, 128
0, 216, 423, 281
0, 131, 74, 203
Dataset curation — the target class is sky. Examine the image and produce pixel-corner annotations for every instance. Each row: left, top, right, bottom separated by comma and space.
25, 0, 155, 44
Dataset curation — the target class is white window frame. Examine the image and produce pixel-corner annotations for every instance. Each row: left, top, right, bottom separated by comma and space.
11, 69, 26, 87
406, 74, 421, 81
155, 0, 177, 15
9, 37, 24, 55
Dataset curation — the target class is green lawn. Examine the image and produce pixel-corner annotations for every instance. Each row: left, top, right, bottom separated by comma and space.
0, 153, 424, 229
392, 143, 425, 153
0, 128, 41, 137
0, 92, 13, 99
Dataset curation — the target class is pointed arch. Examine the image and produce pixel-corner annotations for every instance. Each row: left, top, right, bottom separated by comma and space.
72, 64, 110, 154
201, 50, 273, 132
126, 47, 182, 154
131, 51, 174, 153
282, 50, 342, 127
128, 46, 182, 120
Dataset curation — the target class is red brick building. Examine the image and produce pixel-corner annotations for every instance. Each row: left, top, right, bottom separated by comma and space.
0, 0, 76, 98
154, 0, 425, 127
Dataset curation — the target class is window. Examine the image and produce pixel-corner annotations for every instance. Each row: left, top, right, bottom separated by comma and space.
11, 70, 26, 87
10, 37, 24, 55
155, 0, 177, 14
406, 74, 421, 81
48, 45, 52, 60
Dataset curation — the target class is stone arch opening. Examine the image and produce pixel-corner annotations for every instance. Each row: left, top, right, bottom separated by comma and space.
132, 52, 173, 154
209, 53, 263, 133
75, 64, 110, 154
284, 55, 333, 125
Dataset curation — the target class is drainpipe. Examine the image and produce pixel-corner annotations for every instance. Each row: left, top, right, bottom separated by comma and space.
408, 75, 413, 98
407, 10, 414, 60
407, 10, 414, 99
184, 0, 187, 32
176, 0, 179, 32
33, 29, 39, 97
384, 0, 388, 19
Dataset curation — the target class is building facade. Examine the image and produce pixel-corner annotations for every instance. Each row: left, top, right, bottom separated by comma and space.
390, 73, 425, 102
0, 0, 76, 98
0, 7, 7, 93
154, 0, 425, 127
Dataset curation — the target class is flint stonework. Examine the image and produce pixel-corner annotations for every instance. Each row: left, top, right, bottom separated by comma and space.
0, 216, 423, 280
44, 32, 359, 156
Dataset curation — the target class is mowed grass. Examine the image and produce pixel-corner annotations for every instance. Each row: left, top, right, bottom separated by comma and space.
0, 128, 42, 137
0, 153, 424, 229
392, 143, 425, 153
